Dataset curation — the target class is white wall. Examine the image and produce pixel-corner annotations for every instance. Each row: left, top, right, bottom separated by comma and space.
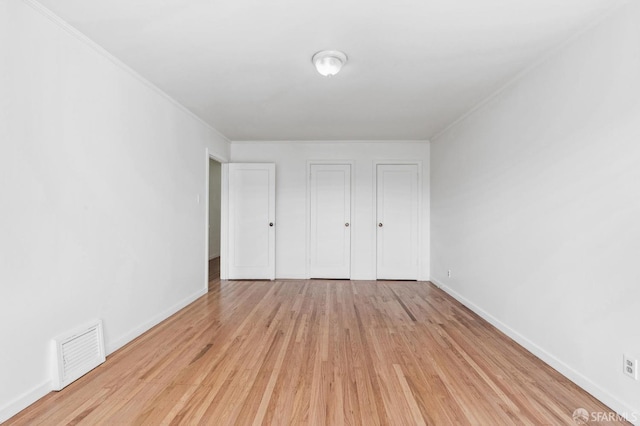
0, 0, 229, 421
208, 159, 222, 259
230, 141, 430, 281
431, 2, 640, 420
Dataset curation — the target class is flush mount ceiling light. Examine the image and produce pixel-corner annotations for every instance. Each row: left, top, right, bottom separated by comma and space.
312, 50, 348, 77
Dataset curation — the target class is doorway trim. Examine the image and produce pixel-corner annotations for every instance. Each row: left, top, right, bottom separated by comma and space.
373, 160, 423, 280
305, 160, 355, 279
205, 148, 228, 288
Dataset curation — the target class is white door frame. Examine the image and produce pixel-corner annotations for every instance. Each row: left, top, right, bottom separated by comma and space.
205, 148, 228, 287
306, 160, 355, 279
373, 160, 423, 280
220, 162, 229, 280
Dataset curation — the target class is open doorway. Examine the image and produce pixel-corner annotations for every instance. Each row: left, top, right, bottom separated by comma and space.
208, 158, 222, 290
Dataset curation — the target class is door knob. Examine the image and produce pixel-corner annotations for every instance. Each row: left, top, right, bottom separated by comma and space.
345, 223, 350, 227
378, 223, 383, 227
269, 222, 274, 227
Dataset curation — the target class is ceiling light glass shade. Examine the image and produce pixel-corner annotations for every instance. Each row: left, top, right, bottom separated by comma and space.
312, 50, 348, 76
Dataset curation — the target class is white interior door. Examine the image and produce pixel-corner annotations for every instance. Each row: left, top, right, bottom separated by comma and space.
376, 164, 419, 280
228, 163, 275, 280
309, 164, 351, 279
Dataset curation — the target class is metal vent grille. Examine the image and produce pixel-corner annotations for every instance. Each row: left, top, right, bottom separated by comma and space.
52, 320, 105, 390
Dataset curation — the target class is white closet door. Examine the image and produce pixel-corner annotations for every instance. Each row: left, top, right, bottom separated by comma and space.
309, 164, 351, 279
228, 163, 275, 280
376, 164, 418, 280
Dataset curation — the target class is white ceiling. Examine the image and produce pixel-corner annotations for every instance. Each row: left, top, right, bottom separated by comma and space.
36, 0, 625, 141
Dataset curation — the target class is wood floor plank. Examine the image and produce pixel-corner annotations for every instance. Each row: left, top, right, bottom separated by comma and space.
5, 280, 629, 425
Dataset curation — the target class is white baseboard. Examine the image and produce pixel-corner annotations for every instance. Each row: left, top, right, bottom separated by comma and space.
106, 288, 207, 355
275, 274, 308, 280
208, 254, 220, 261
0, 381, 51, 423
430, 278, 638, 425
350, 274, 377, 281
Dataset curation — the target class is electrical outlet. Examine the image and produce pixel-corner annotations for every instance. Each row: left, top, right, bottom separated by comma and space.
447, 269, 451, 278
623, 354, 638, 380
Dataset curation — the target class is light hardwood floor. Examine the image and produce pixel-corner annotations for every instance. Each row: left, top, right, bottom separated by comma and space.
7, 279, 626, 425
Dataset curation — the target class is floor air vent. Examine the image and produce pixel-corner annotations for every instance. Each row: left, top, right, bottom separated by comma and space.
52, 320, 106, 391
